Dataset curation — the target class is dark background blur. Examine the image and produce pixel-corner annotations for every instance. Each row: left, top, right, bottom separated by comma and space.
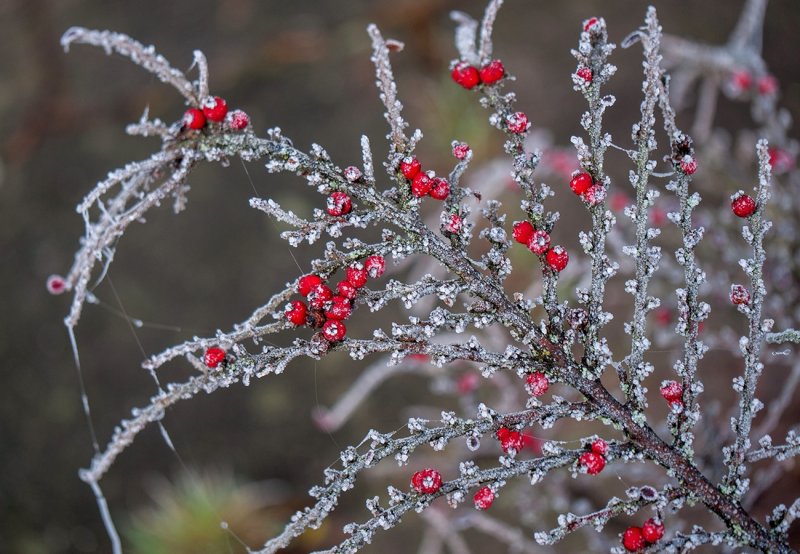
1, 0, 799, 552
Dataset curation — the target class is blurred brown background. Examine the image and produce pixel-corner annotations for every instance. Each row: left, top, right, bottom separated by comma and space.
1, 0, 799, 552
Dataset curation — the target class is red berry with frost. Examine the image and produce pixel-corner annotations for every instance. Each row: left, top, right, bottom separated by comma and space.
731, 193, 756, 217
337, 280, 357, 300
452, 142, 470, 160
512, 221, 535, 245
591, 439, 608, 456
525, 372, 549, 396
679, 155, 697, 175
569, 172, 593, 195
451, 62, 480, 89
400, 157, 421, 179
576, 66, 593, 83
183, 107, 206, 130
202, 96, 228, 122
226, 109, 249, 131
324, 296, 352, 321
298, 274, 323, 296
545, 246, 569, 272
496, 427, 524, 453
327, 191, 352, 216
730, 284, 750, 305
579, 451, 605, 475
322, 319, 346, 342
584, 17, 599, 31
443, 213, 463, 235
622, 526, 646, 552
473, 486, 495, 510
46, 274, 66, 295
479, 59, 505, 85
757, 74, 778, 96
506, 111, 529, 134
308, 283, 334, 309
527, 230, 551, 255
411, 171, 434, 197
346, 264, 368, 288
364, 255, 386, 278
285, 300, 308, 326
203, 347, 227, 368
429, 177, 450, 200
411, 468, 442, 494
660, 380, 683, 403
582, 183, 606, 206
344, 166, 362, 182
642, 518, 665, 543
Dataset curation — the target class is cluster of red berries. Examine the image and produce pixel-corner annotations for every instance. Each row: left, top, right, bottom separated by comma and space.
731, 192, 757, 218
659, 380, 683, 411
283, 255, 386, 342
183, 96, 250, 132
623, 518, 665, 551
411, 468, 443, 495
729, 70, 778, 97
450, 58, 505, 90
578, 439, 608, 475
512, 221, 569, 273
569, 171, 606, 206
398, 156, 451, 200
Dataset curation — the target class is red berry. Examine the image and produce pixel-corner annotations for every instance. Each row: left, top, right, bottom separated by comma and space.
730, 284, 750, 305
660, 380, 683, 403
525, 372, 549, 396
506, 111, 529, 134
457, 372, 480, 394
479, 59, 505, 85
46, 274, 66, 295
322, 319, 346, 342
443, 213, 463, 235
582, 183, 606, 206
327, 191, 352, 216
473, 486, 495, 510
545, 246, 569, 272
579, 451, 605, 475
308, 283, 334, 309
429, 177, 450, 200
642, 518, 665, 543
731, 193, 756, 217
203, 347, 226, 368
768, 148, 795, 174
496, 427, 524, 453
337, 280, 358, 300
527, 230, 551, 255
452, 142, 471, 160
344, 166, 362, 182
570, 172, 593, 195
576, 66, 593, 83
584, 17, 599, 32
364, 255, 385, 279
451, 62, 481, 89
622, 526, 646, 552
346, 264, 368, 288
757, 74, 778, 96
512, 221, 535, 245
298, 274, 323, 296
285, 300, 308, 326
400, 157, 421, 179
591, 439, 608, 456
226, 109, 249, 131
324, 296, 352, 321
411, 468, 443, 494
679, 155, 697, 175
730, 70, 752, 93
411, 171, 434, 197
202, 96, 228, 122
183, 107, 206, 130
